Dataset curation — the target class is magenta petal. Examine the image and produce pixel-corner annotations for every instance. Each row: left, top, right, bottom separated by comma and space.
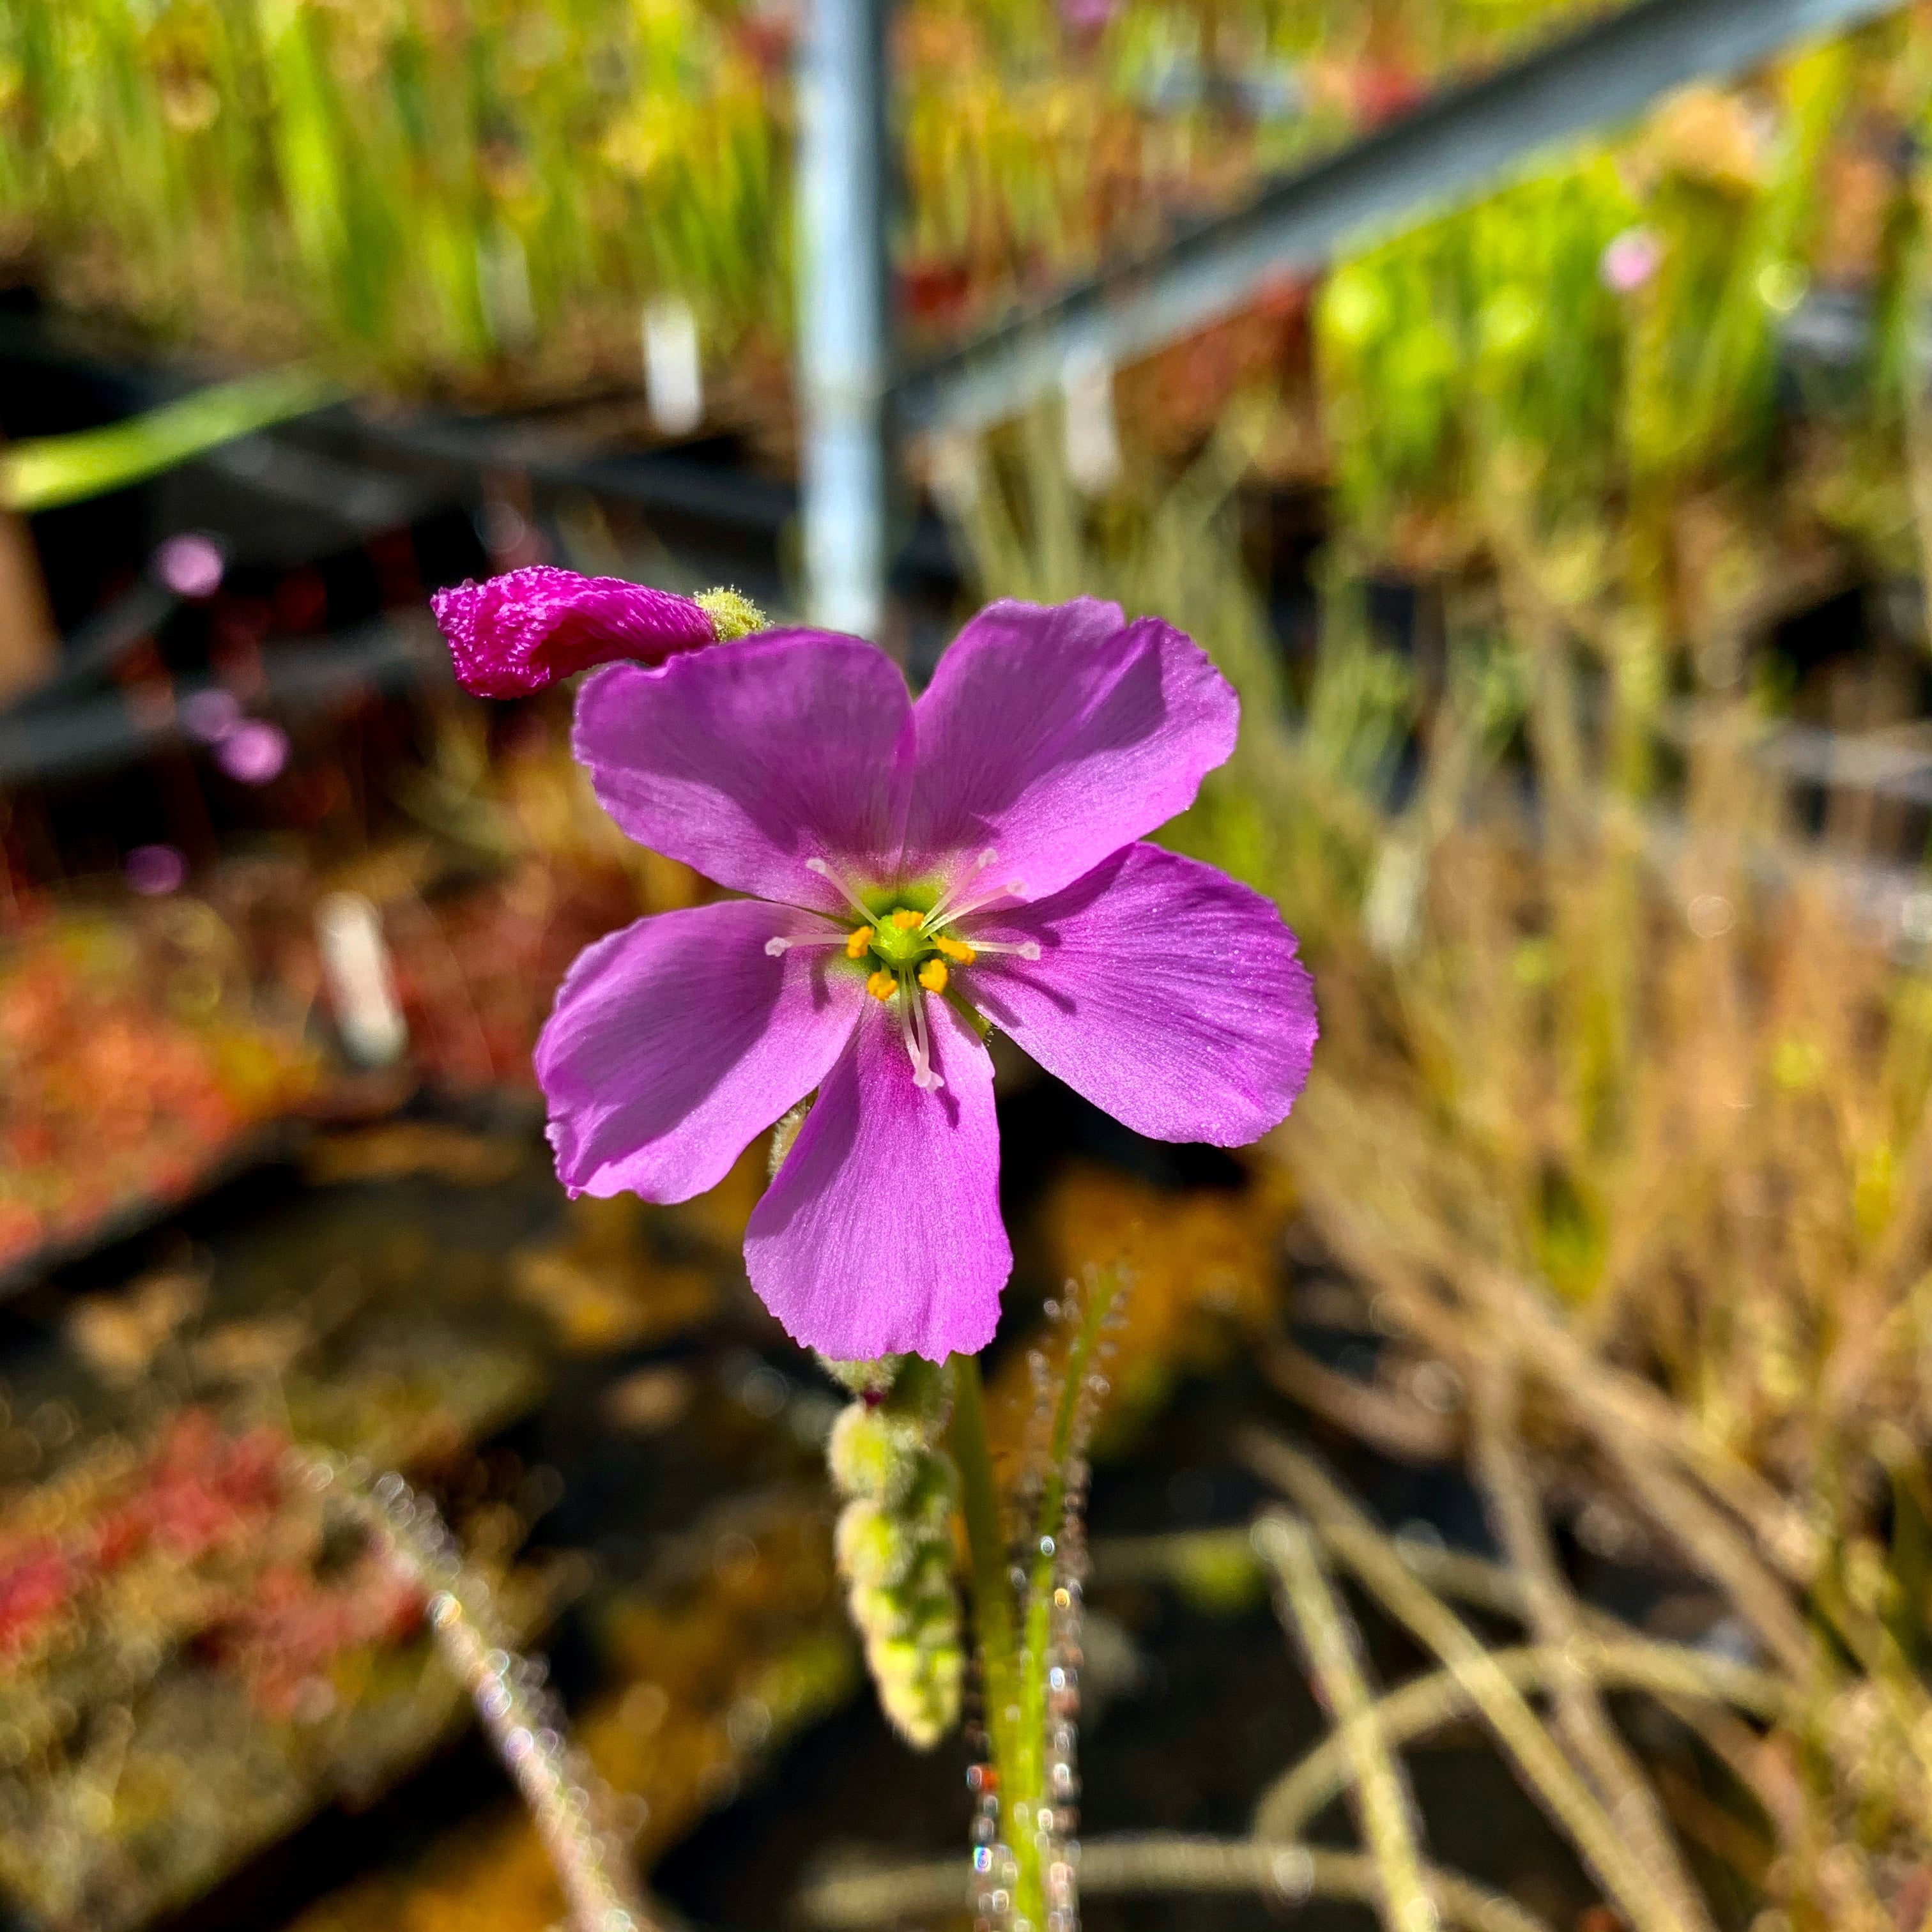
744, 997, 1010, 1361
575, 630, 914, 916
431, 567, 716, 698
901, 599, 1238, 902
536, 898, 866, 1202
969, 841, 1315, 1146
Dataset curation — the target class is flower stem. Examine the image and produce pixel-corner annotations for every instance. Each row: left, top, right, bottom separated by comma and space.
949, 1351, 1036, 1920
1014, 1277, 1116, 1917
951, 1280, 1115, 1932
1020, 1276, 1113, 1752
950, 1351, 1017, 1723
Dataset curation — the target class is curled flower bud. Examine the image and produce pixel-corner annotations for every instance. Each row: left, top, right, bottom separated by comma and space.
825, 1356, 964, 1750
834, 1499, 905, 1590
827, 1404, 926, 1507
430, 567, 765, 698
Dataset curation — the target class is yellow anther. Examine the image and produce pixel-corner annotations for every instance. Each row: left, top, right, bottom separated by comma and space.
888, 908, 923, 930
866, 969, 896, 1001
933, 934, 976, 965
917, 959, 949, 994
845, 924, 874, 960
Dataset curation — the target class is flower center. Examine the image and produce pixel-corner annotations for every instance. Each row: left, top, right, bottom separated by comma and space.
868, 907, 931, 969
765, 852, 1043, 1092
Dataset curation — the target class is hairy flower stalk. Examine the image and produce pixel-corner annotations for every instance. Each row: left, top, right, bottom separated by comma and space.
293, 1447, 652, 1932
958, 1271, 1124, 1932
822, 1356, 966, 1749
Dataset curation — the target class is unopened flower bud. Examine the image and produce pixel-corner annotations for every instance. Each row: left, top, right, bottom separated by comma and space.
827, 1404, 925, 1506
770, 1100, 813, 1178
834, 1499, 911, 1590
824, 1357, 964, 1749
816, 1354, 903, 1399
866, 1629, 964, 1752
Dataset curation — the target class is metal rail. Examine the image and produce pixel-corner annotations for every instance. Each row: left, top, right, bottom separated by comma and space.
893, 0, 1899, 436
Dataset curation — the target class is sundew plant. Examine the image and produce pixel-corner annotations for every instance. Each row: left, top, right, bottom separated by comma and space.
420, 564, 1319, 1930
411, 38, 1932, 1882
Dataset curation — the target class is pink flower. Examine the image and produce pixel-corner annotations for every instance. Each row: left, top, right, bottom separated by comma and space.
538, 599, 1317, 1360
431, 567, 758, 699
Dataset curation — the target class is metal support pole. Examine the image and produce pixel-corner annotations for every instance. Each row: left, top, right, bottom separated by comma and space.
796, 0, 891, 638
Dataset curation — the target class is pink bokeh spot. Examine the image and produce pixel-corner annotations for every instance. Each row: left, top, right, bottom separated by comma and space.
181, 689, 243, 744
1059, 0, 1119, 31
1600, 226, 1661, 294
155, 533, 226, 600
216, 720, 289, 785
126, 844, 187, 896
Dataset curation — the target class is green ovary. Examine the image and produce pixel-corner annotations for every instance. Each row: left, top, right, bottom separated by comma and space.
868, 910, 936, 970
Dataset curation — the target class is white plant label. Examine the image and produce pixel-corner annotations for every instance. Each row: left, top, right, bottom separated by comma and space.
477, 228, 535, 352
644, 297, 705, 436
316, 891, 408, 1068
1062, 348, 1121, 494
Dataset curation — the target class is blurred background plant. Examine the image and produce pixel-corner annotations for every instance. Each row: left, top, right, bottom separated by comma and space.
0, 0, 1626, 412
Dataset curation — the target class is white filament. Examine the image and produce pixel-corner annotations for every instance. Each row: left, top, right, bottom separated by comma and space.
764, 931, 850, 956
891, 976, 943, 1091
804, 855, 878, 924
909, 982, 942, 1090
921, 848, 999, 931
962, 937, 1041, 960
940, 877, 1026, 925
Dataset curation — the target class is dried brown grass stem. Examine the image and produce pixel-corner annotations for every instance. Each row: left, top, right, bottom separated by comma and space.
1255, 1515, 1438, 1932
1473, 1360, 1716, 1932
795, 1834, 1553, 1932
1251, 1634, 1791, 1843
1241, 1437, 1702, 1932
